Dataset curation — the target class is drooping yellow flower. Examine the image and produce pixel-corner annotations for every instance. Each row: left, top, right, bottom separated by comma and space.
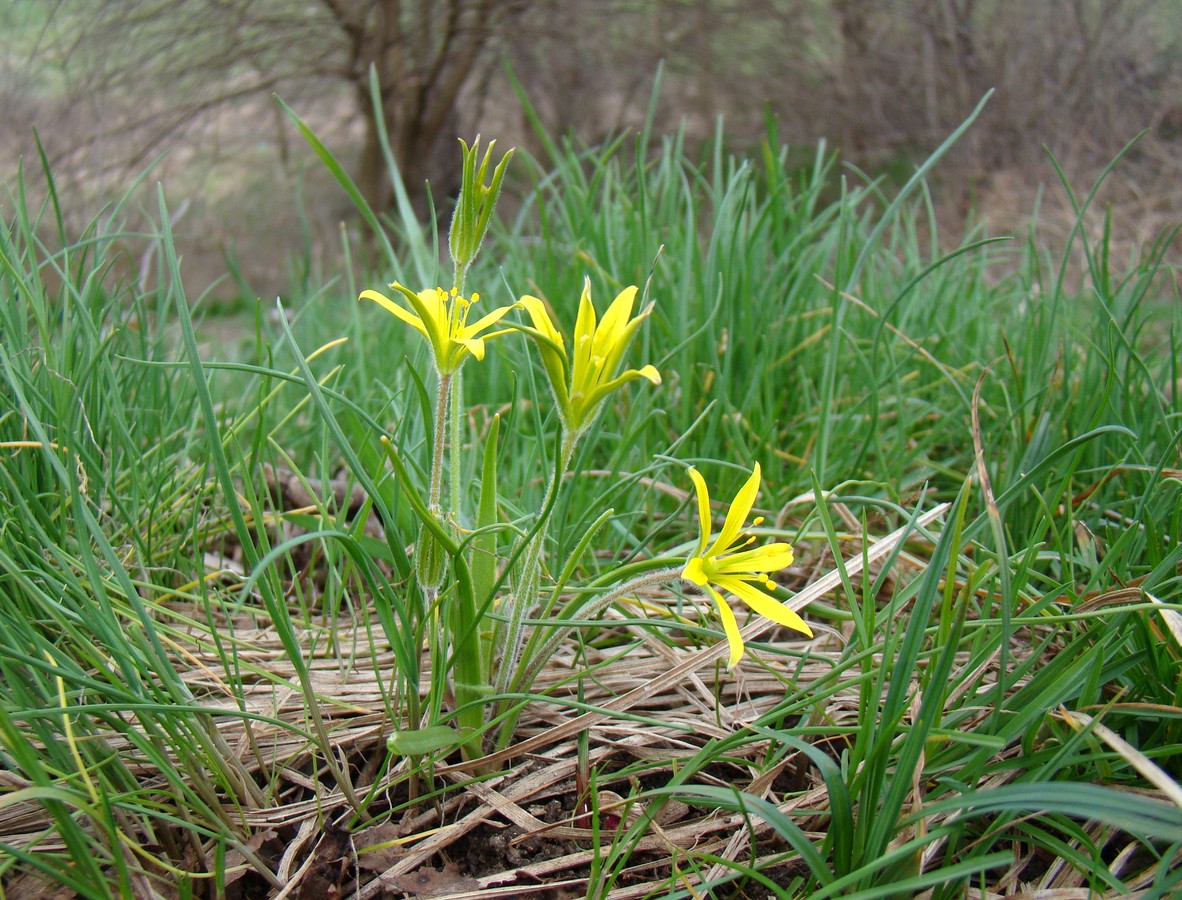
681, 463, 812, 668
518, 278, 660, 435
359, 282, 516, 375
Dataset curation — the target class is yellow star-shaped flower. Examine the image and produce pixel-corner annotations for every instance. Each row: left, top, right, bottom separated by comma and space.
518, 278, 660, 435
681, 463, 812, 668
360, 282, 516, 375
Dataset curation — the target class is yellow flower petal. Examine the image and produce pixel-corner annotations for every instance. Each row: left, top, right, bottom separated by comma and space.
704, 583, 745, 669
582, 365, 664, 414
572, 278, 598, 387
601, 301, 652, 378
397, 285, 452, 360
711, 463, 762, 557
717, 543, 794, 573
451, 335, 486, 362
519, 296, 566, 352
525, 278, 658, 434
682, 555, 709, 586
687, 467, 712, 557
716, 575, 813, 638
595, 285, 639, 359
359, 289, 428, 338
463, 303, 519, 336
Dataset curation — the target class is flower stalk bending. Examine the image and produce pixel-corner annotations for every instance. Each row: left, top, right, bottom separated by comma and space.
493, 279, 662, 718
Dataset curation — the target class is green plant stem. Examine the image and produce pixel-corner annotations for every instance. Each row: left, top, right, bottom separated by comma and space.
516, 564, 683, 694
417, 370, 453, 591
430, 372, 452, 515
381, 438, 485, 761
448, 268, 467, 522
494, 565, 683, 750
449, 365, 463, 520
491, 430, 577, 702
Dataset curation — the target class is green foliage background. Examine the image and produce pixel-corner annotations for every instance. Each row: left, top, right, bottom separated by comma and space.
0, 65, 1181, 897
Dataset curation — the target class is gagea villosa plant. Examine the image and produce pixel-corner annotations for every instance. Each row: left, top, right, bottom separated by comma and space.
358, 138, 812, 765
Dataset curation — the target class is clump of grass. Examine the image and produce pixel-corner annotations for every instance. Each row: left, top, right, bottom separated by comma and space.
0, 159, 282, 894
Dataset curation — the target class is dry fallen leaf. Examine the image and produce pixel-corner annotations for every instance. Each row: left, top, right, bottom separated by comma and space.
354, 821, 410, 871
385, 862, 480, 898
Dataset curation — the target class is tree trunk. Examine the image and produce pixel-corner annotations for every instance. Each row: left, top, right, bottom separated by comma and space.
356, 94, 391, 214
835, 0, 873, 157
350, 0, 497, 218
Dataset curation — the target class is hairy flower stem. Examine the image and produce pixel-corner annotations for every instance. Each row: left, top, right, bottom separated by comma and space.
448, 269, 466, 521
494, 565, 683, 750
429, 372, 452, 515
492, 431, 577, 702
416, 371, 453, 592
449, 366, 463, 519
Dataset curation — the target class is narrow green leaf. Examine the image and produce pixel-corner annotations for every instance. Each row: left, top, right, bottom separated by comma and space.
472, 412, 500, 609
387, 725, 471, 758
